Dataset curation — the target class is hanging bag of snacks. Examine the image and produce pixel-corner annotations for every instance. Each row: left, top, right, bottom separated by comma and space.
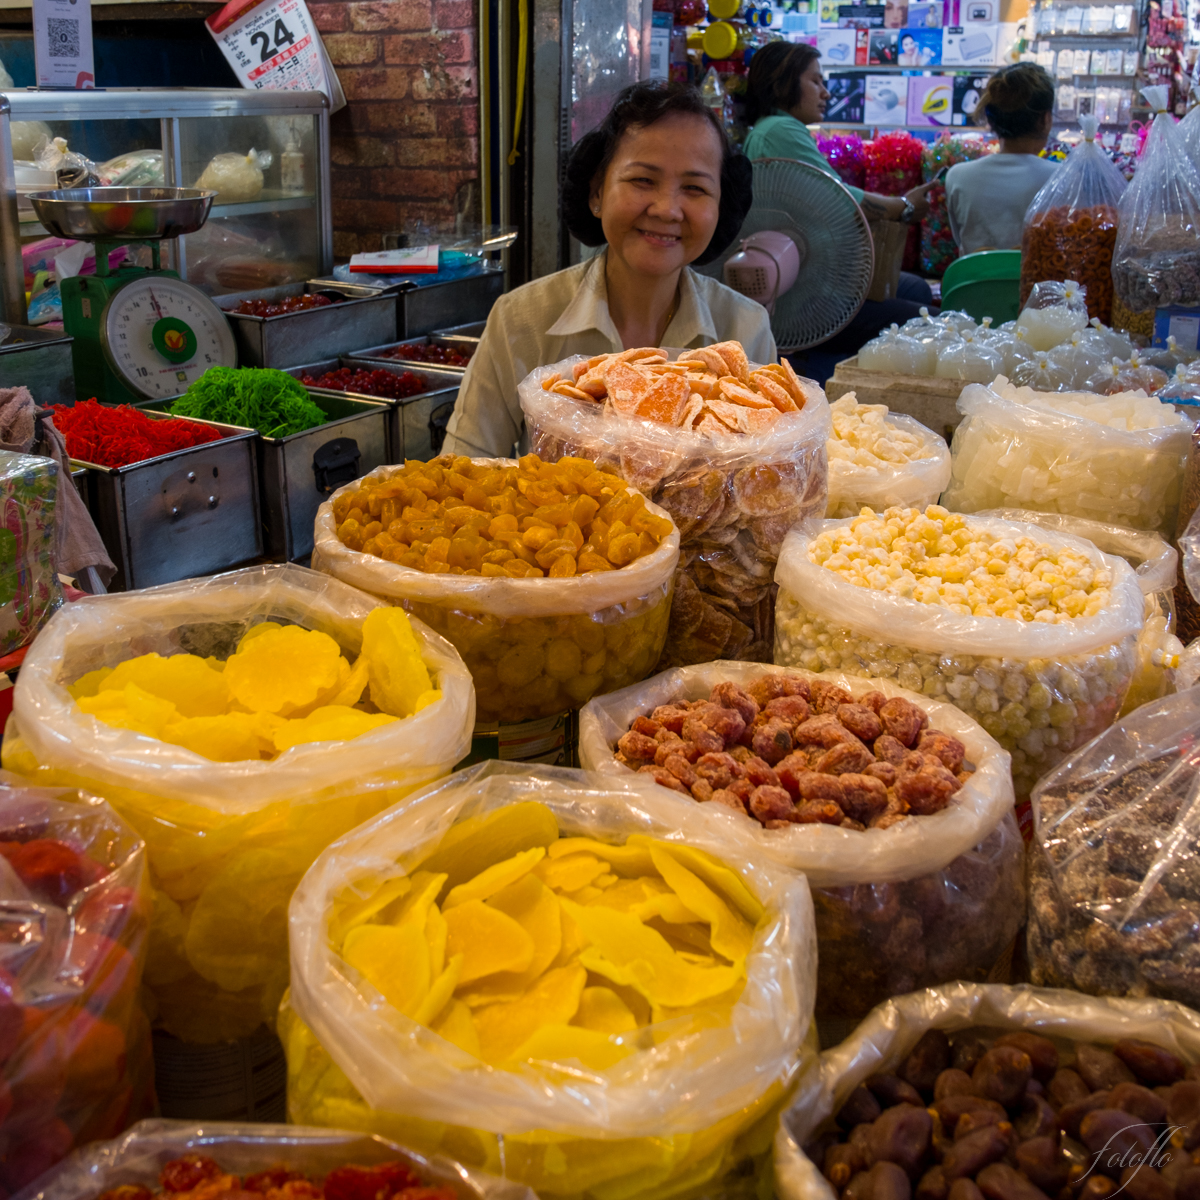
1019, 116, 1127, 324
1112, 86, 1200, 337
577, 661, 1022, 1029
1, 564, 474, 1044
283, 761, 816, 1200
519, 346, 831, 667
773, 509, 1145, 801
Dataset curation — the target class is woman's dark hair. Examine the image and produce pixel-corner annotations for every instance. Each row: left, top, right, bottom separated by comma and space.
561, 81, 752, 267
743, 40, 821, 126
974, 63, 1055, 139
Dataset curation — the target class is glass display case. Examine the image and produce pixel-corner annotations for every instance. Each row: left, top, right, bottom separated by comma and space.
0, 87, 331, 324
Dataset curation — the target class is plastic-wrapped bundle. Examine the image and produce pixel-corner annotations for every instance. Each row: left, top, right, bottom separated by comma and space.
1085, 351, 1171, 396
1011, 353, 1072, 391
932, 330, 1002, 382
857, 325, 936, 375
942, 377, 1193, 535
1015, 280, 1090, 351
773, 511, 1144, 799
1046, 332, 1107, 389
194, 149, 271, 203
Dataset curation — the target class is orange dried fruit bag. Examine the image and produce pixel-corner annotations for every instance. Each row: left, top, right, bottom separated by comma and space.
282, 763, 816, 1200
2, 565, 473, 1043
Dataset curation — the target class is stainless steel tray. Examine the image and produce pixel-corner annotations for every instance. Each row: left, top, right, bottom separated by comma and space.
397, 269, 504, 338
70, 409, 261, 591
344, 336, 472, 374
430, 320, 486, 338
217, 283, 399, 369
286, 359, 460, 462
0, 326, 75, 407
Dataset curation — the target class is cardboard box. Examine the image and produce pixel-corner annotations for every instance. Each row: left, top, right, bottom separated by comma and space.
825, 357, 967, 443
907, 74, 954, 123
864, 73, 910, 123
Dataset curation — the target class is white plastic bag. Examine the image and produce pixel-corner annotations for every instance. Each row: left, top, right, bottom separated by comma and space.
1, 564, 474, 1044
17, 1119, 536, 1200
825, 397, 951, 518
311, 462, 680, 725
519, 353, 831, 666
284, 761, 815, 1200
773, 982, 1200, 1200
194, 149, 272, 203
773, 515, 1144, 800
578, 662, 1022, 1023
941, 377, 1193, 535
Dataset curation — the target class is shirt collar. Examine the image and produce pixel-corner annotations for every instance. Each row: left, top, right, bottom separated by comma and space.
545, 248, 718, 349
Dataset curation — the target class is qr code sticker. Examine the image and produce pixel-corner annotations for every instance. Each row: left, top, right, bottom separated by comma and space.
47, 17, 80, 57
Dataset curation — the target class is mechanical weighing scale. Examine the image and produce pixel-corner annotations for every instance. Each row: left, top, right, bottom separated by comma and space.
27, 187, 238, 404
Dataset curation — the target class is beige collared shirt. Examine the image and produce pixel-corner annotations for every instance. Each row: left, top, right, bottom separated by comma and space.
442, 251, 778, 458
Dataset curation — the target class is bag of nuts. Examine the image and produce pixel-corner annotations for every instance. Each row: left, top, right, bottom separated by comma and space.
1028, 687, 1200, 1010
519, 351, 831, 668
774, 510, 1145, 801
577, 662, 1023, 1027
774, 981, 1200, 1200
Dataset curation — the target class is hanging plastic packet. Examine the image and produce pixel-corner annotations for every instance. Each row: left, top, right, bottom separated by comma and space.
1019, 116, 1127, 324
1046, 330, 1107, 388
1015, 280, 1090, 351
34, 136, 101, 188
857, 324, 935, 375
1086, 351, 1170, 395
195, 149, 273, 204
1113, 86, 1200, 333
1011, 352, 1072, 391
933, 328, 1003, 382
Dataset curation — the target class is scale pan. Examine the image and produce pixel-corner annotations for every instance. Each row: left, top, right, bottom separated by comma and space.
27, 187, 216, 241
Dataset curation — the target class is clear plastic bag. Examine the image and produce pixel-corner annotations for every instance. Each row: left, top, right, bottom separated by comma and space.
773, 514, 1145, 799
932, 331, 1003, 383
1045, 332, 1108, 389
98, 150, 165, 188
1027, 687, 1200, 1009
577, 662, 1022, 1022
283, 761, 816, 1200
942, 378, 1193, 535
1, 564, 474, 1044
1015, 281, 1090, 352
1010, 353, 1072, 391
0, 450, 63, 655
0, 771, 154, 1192
856, 326, 936, 375
1020, 116, 1127, 324
20, 1118, 536, 1200
33, 137, 100, 188
773, 982, 1200, 1200
519, 354, 831, 667
194, 150, 271, 204
1113, 87, 1200, 316
824, 397, 951, 518
1086, 351, 1171, 395
311, 463, 680, 725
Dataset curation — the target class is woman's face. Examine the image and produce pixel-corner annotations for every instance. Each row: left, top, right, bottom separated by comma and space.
790, 58, 831, 124
590, 112, 723, 278
902, 34, 916, 52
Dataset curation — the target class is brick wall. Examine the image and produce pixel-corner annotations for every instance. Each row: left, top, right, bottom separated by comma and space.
310, 0, 480, 257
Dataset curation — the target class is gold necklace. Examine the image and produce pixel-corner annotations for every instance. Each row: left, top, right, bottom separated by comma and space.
658, 288, 680, 344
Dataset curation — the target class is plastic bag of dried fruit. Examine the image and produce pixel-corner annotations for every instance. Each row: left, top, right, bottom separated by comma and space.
282, 760, 816, 1200
20, 1119, 536, 1200
1, 564, 473, 1045
0, 771, 154, 1193
773, 511, 1145, 802
825, 396, 950, 519
773, 981, 1200, 1200
1027, 687, 1200, 1011
518, 351, 831, 667
311, 459, 680, 727
981, 509, 1183, 717
578, 662, 1022, 1029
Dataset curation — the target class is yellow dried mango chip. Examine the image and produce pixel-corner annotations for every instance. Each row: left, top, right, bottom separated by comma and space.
78, 682, 178, 740
329, 654, 371, 708
509, 1023, 632, 1072
272, 706, 397, 753
535, 853, 607, 893
632, 893, 700, 927
330, 875, 412, 946
582, 877, 671, 914
574, 986, 638, 1035
224, 625, 347, 717
444, 899, 535, 983
627, 836, 763, 924
343, 921, 430, 1017
443, 846, 545, 910
163, 713, 266, 762
391, 870, 447, 930
414, 953, 463, 1026
103, 652, 231, 717
648, 846, 753, 964
553, 906, 587, 969
361, 606, 434, 717
67, 666, 113, 699
414, 689, 442, 712
473, 963, 587, 1064
547, 838, 656, 876
426, 904, 448, 979
431, 998, 480, 1058
421, 802, 559, 892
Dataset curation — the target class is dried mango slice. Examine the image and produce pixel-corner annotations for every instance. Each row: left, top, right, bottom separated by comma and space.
536, 854, 607, 892
414, 689, 442, 713
431, 998, 481, 1058
329, 654, 371, 708
361, 606, 434, 717
552, 906, 587, 970
420, 802, 559, 892
627, 837, 762, 924
632, 892, 700, 927
567, 901, 744, 1009
272, 706, 397, 753
584, 877, 671, 914
648, 846, 753, 964
330, 875, 412, 946
473, 963, 587, 1064
78, 682, 178, 740
443, 846, 546, 910
391, 870, 447, 930
343, 920, 430, 1017
225, 625, 347, 717
510, 1023, 633, 1072
426, 904, 448, 978
163, 713, 266, 762
444, 899, 536, 983
67, 667, 114, 700
414, 953, 463, 1026
103, 652, 232, 717
547, 838, 657, 877
574, 986, 639, 1035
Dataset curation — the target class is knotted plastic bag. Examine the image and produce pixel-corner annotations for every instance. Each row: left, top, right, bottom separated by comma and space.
1, 564, 474, 1044
194, 149, 272, 204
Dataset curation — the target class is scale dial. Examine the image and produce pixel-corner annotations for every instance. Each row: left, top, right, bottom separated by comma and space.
100, 276, 237, 398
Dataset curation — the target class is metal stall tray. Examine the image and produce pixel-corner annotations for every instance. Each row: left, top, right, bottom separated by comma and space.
431, 321, 486, 338
344, 335, 474, 374
71, 410, 261, 592
0, 326, 75, 407
216, 283, 399, 369
397, 269, 505, 338
286, 359, 460, 462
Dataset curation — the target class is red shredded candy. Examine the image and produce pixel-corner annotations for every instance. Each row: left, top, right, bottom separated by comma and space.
233, 295, 333, 317
54, 400, 225, 469
300, 368, 428, 401
382, 342, 472, 367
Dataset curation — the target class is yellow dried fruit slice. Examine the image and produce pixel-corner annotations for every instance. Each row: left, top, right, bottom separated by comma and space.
444, 899, 536, 983
547, 837, 657, 877
421, 802, 560, 893
67, 666, 113, 699
443, 846, 546, 910
426, 904, 448, 979
78, 682, 178, 740
224, 625, 347, 717
431, 998, 481, 1058
584, 877, 671, 914
343, 920, 430, 1018
573, 986, 639, 1035
163, 713, 266, 762
535, 853, 607, 893
103, 652, 231, 717
271, 706, 397, 753
509, 1023, 633, 1072
414, 953, 463, 1026
648, 846, 753, 964
329, 654, 371, 708
473, 963, 587, 1064
330, 875, 412, 947
361, 606, 434, 717
627, 836, 762, 924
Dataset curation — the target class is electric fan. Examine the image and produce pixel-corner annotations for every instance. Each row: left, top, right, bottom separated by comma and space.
697, 158, 875, 352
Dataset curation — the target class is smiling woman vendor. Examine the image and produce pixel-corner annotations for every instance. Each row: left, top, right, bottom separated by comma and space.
442, 82, 776, 459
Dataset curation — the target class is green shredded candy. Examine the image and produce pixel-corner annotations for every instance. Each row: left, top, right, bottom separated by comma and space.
171, 367, 328, 439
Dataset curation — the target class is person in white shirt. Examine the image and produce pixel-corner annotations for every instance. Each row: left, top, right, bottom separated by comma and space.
443, 82, 776, 459
945, 63, 1060, 256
